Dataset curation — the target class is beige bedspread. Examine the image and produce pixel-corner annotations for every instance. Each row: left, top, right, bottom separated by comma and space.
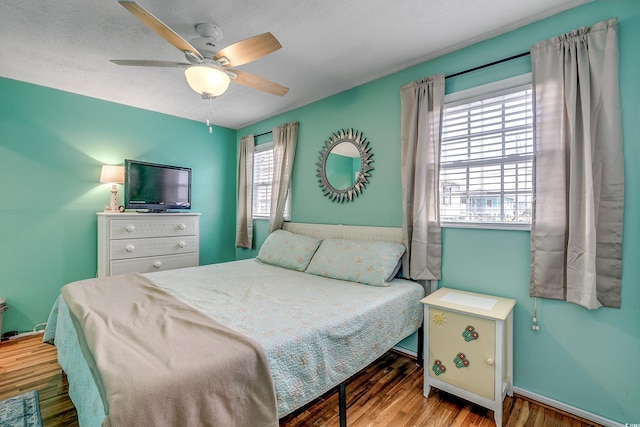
61, 273, 278, 427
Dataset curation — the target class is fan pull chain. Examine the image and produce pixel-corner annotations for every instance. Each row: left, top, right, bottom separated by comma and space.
206, 96, 213, 134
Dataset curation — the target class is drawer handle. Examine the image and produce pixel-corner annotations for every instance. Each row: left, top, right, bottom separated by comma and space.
153, 261, 162, 269
126, 225, 135, 233
178, 223, 186, 231
485, 357, 494, 366
125, 244, 135, 252
177, 241, 186, 248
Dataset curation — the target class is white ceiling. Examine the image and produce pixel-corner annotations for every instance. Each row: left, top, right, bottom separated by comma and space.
0, 0, 589, 130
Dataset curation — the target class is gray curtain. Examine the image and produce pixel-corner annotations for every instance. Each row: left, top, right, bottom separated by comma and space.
400, 74, 445, 281
235, 134, 254, 248
530, 18, 624, 309
268, 122, 299, 233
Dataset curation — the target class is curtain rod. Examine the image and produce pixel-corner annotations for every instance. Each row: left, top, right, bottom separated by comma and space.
248, 53, 530, 133
254, 130, 272, 138
445, 51, 530, 79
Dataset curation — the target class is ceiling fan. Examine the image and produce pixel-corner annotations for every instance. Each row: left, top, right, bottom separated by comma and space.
110, 0, 289, 98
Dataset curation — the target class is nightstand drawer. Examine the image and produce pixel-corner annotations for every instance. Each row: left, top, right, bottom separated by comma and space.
110, 216, 198, 239
110, 253, 198, 276
111, 236, 197, 260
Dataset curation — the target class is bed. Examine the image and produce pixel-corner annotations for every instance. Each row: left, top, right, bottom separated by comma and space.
44, 223, 425, 426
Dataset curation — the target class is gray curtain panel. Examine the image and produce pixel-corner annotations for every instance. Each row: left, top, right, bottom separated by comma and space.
269, 122, 299, 233
530, 18, 624, 309
235, 134, 255, 249
400, 74, 445, 281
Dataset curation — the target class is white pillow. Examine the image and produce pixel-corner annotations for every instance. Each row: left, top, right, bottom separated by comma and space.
256, 230, 323, 272
306, 238, 405, 287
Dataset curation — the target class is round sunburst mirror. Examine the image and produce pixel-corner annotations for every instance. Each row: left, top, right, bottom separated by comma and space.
316, 129, 374, 203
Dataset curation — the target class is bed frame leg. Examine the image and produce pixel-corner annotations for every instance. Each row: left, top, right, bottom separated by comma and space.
338, 382, 347, 427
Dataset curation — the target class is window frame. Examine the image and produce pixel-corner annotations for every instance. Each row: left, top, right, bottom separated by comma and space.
440, 73, 533, 231
251, 142, 291, 220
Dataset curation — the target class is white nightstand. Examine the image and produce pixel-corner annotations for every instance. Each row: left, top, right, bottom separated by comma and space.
421, 288, 516, 427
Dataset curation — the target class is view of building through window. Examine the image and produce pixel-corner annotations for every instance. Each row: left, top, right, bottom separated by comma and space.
440, 81, 533, 226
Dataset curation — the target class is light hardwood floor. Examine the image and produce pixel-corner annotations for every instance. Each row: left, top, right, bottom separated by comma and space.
1, 335, 602, 427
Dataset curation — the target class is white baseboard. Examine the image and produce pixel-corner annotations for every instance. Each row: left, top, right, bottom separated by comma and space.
392, 346, 417, 358
7, 330, 44, 340
513, 387, 623, 427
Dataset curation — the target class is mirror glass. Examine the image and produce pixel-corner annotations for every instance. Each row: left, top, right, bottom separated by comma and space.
325, 143, 362, 190
316, 129, 373, 203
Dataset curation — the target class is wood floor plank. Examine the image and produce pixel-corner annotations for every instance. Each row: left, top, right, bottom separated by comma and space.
1, 335, 604, 427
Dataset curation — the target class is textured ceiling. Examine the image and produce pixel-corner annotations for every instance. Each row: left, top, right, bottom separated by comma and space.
0, 0, 590, 129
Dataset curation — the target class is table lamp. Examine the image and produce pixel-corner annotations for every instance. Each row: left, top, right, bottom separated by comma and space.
100, 165, 125, 212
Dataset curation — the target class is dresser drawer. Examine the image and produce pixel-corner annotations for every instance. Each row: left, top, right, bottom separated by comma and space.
110, 216, 198, 239
110, 253, 198, 276
111, 236, 197, 260
98, 212, 200, 278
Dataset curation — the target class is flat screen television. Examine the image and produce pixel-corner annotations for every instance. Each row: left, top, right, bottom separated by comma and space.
124, 159, 192, 212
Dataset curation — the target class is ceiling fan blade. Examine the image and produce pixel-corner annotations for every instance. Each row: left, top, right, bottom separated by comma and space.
111, 60, 190, 68
118, 1, 203, 61
214, 33, 281, 67
229, 69, 289, 97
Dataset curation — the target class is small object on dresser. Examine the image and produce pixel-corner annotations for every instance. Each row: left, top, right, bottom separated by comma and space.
99, 165, 124, 213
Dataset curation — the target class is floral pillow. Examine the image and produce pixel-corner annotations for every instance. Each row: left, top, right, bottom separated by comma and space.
256, 229, 323, 272
305, 238, 406, 287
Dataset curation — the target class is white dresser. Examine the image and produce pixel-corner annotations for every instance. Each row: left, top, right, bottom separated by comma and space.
97, 212, 200, 277
421, 288, 516, 427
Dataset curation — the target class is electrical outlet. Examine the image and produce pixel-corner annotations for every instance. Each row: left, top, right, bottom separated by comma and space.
531, 316, 540, 331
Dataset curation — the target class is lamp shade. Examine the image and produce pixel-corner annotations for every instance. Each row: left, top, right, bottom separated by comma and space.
100, 165, 124, 184
184, 65, 231, 96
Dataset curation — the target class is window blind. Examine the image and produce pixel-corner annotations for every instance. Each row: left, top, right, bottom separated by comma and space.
253, 146, 273, 218
252, 144, 290, 219
440, 84, 533, 226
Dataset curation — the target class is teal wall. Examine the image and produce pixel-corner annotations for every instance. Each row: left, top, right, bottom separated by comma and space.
238, 0, 640, 423
0, 78, 238, 335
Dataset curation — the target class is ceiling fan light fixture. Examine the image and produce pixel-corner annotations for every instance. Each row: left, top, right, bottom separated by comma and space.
184, 65, 230, 97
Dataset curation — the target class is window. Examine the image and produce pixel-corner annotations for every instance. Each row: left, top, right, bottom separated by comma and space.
252, 143, 290, 219
439, 74, 533, 227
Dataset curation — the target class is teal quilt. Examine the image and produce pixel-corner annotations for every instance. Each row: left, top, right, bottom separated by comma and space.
45, 259, 424, 421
